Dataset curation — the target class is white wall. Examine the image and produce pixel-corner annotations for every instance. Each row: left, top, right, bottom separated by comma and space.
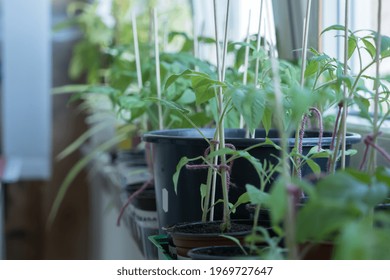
1, 0, 51, 182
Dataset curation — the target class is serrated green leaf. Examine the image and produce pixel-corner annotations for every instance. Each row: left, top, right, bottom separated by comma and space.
231, 86, 265, 132
245, 184, 270, 205
191, 75, 223, 105
305, 60, 319, 77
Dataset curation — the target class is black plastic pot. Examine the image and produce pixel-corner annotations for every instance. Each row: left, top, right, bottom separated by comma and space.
125, 183, 159, 259
166, 220, 252, 257
143, 128, 361, 229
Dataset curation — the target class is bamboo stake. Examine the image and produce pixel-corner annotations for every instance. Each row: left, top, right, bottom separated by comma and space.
300, 0, 312, 88
209, 0, 221, 222
340, 0, 349, 169
369, 0, 382, 173
240, 9, 252, 130
153, 8, 163, 130
243, 10, 252, 87
132, 11, 147, 132
220, 0, 230, 82
254, 0, 264, 86
193, 8, 199, 60
132, 12, 143, 89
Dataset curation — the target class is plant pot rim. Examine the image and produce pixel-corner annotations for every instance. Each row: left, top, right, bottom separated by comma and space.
143, 128, 361, 147
187, 245, 258, 260
165, 219, 253, 238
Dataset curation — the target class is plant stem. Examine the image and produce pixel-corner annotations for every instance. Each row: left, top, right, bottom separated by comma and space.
153, 8, 163, 130
219, 0, 231, 229
209, 151, 219, 221
202, 145, 216, 222
294, 0, 312, 177
265, 0, 297, 259
250, 204, 262, 251
211, 0, 231, 228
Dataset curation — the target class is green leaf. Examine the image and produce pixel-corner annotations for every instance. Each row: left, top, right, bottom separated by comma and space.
191, 74, 223, 105
307, 146, 329, 159
200, 184, 207, 211
355, 96, 372, 122
147, 97, 189, 114
262, 107, 272, 135
305, 60, 319, 77
173, 157, 190, 194
348, 37, 357, 59
365, 181, 388, 206
316, 171, 387, 209
230, 193, 250, 214
321, 24, 348, 35
173, 156, 204, 194
231, 86, 265, 132
344, 149, 357, 156
219, 235, 248, 255
52, 84, 89, 95
362, 38, 376, 59
380, 35, 390, 58
164, 69, 223, 105
118, 95, 146, 110
56, 121, 112, 161
245, 184, 270, 205
306, 158, 321, 175
164, 69, 193, 90
268, 179, 287, 226
334, 221, 390, 259
297, 202, 356, 242
375, 167, 390, 187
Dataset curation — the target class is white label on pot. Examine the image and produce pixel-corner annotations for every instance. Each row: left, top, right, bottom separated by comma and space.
162, 188, 169, 213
